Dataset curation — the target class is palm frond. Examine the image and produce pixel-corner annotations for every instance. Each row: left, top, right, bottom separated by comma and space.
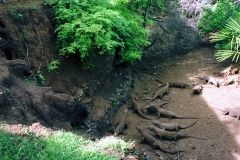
225, 17, 240, 33
214, 50, 236, 62
232, 51, 240, 62
211, 17, 240, 63
209, 31, 232, 42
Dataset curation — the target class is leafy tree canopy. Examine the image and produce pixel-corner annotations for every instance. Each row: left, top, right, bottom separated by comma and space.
45, 0, 160, 69
198, 0, 240, 34
198, 0, 240, 63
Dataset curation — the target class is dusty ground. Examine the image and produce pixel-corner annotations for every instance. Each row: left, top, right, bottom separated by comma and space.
104, 46, 240, 160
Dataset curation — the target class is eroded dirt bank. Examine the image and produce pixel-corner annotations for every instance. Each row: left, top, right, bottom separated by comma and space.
104, 46, 240, 160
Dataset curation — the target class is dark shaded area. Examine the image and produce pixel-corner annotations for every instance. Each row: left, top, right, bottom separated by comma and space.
1, 47, 12, 60
0, 36, 12, 60
69, 100, 89, 128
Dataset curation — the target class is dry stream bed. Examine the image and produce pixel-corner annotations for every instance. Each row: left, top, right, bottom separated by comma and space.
104, 47, 240, 160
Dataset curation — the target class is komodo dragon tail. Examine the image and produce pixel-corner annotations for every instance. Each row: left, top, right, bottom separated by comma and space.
153, 141, 184, 154
180, 120, 198, 129
176, 116, 199, 119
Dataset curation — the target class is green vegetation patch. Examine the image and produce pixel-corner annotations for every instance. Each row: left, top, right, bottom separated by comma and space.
47, 60, 60, 72
198, 0, 240, 63
210, 17, 240, 62
198, 0, 240, 34
0, 129, 135, 160
45, 0, 150, 69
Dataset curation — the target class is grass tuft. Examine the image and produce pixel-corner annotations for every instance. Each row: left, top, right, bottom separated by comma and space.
0, 126, 134, 160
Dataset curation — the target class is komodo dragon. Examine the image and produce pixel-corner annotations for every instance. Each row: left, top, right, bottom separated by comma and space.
192, 85, 203, 95
168, 82, 191, 88
135, 126, 182, 154
151, 120, 198, 131
149, 82, 169, 102
210, 106, 240, 120
147, 126, 205, 141
144, 105, 198, 119
196, 74, 220, 87
130, 94, 152, 120
144, 102, 169, 109
114, 109, 128, 136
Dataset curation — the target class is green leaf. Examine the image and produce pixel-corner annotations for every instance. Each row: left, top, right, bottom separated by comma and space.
45, 0, 152, 69
209, 31, 232, 42
226, 17, 240, 33
214, 50, 236, 62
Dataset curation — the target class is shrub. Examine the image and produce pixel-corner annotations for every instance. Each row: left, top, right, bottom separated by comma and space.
126, 0, 165, 27
45, 0, 151, 69
210, 17, 240, 62
47, 60, 60, 72
37, 72, 46, 85
198, 0, 239, 34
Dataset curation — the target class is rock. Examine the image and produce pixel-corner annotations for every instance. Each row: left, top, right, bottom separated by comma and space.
76, 88, 85, 98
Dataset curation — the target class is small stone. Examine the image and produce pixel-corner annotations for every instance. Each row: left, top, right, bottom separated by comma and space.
76, 88, 84, 97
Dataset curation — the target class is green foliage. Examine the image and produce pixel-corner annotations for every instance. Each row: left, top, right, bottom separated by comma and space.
10, 7, 23, 20
17, 13, 23, 19
113, 98, 119, 105
0, 128, 133, 159
37, 72, 46, 85
97, 136, 134, 158
210, 17, 240, 62
198, 0, 240, 34
45, 0, 150, 69
126, 0, 165, 15
199, 0, 240, 62
47, 60, 60, 72
116, 0, 165, 28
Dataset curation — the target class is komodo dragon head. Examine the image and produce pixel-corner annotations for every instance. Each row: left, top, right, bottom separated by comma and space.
151, 120, 158, 125
146, 126, 155, 131
144, 105, 156, 113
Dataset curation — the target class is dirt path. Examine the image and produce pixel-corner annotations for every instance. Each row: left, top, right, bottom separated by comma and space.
104, 46, 240, 160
